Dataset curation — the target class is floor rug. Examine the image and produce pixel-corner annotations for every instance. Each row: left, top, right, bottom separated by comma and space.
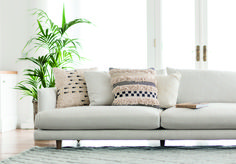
1, 146, 236, 164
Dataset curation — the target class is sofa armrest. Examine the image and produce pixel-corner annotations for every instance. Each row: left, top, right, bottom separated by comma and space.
38, 87, 57, 112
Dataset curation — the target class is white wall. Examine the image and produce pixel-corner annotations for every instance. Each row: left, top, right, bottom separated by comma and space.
0, 0, 81, 128
0, 0, 31, 128
0, 0, 49, 128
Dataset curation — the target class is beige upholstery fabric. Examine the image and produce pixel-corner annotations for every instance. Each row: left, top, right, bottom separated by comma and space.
156, 73, 181, 108
53, 68, 96, 108
35, 129, 236, 140
161, 103, 236, 130
38, 88, 57, 112
84, 71, 114, 105
109, 68, 159, 107
167, 68, 236, 103
35, 106, 162, 130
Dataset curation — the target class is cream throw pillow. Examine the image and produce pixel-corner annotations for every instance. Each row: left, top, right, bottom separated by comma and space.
84, 71, 113, 106
53, 68, 96, 108
156, 72, 181, 108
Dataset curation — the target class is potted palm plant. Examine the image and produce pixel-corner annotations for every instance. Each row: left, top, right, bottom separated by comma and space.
15, 5, 91, 121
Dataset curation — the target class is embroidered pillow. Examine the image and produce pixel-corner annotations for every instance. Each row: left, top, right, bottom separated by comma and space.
109, 68, 159, 108
53, 68, 96, 108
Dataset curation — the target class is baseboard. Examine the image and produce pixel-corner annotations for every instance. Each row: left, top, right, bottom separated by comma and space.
20, 122, 34, 129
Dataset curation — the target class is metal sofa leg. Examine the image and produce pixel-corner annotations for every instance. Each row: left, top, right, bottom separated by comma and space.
160, 140, 165, 146
56, 140, 62, 149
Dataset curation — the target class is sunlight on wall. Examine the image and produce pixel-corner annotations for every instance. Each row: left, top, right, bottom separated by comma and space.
77, 0, 147, 70
46, 0, 80, 26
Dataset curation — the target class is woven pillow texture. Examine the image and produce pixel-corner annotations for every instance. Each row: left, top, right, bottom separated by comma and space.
53, 68, 96, 108
109, 68, 159, 107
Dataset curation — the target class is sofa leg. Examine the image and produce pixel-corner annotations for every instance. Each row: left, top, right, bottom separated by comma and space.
160, 140, 165, 146
56, 140, 62, 149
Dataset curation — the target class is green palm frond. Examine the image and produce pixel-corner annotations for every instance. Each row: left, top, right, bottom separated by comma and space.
16, 5, 91, 101
62, 4, 66, 27
14, 78, 39, 100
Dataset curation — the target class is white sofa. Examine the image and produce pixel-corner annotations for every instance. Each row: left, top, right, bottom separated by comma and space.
34, 68, 236, 149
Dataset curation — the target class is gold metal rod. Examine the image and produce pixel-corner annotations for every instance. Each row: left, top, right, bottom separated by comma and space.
203, 45, 207, 62
196, 45, 200, 62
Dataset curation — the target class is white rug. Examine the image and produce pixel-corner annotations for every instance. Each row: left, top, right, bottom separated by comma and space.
1, 146, 236, 164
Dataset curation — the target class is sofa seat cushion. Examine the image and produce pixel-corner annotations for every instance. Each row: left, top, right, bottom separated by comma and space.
161, 103, 236, 130
35, 106, 162, 130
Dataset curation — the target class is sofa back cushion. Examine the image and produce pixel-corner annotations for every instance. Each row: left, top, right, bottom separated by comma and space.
167, 68, 236, 103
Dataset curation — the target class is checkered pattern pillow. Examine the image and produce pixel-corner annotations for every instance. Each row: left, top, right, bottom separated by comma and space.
109, 68, 160, 108
114, 91, 157, 99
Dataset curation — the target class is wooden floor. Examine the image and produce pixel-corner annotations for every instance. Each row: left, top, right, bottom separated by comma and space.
2, 129, 236, 161
0, 129, 56, 161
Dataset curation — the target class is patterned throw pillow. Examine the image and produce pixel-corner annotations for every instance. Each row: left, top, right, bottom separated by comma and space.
109, 68, 159, 108
53, 68, 96, 108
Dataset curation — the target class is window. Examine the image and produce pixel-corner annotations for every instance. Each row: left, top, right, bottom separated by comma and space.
162, 0, 195, 69
46, 0, 236, 71
208, 0, 236, 71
